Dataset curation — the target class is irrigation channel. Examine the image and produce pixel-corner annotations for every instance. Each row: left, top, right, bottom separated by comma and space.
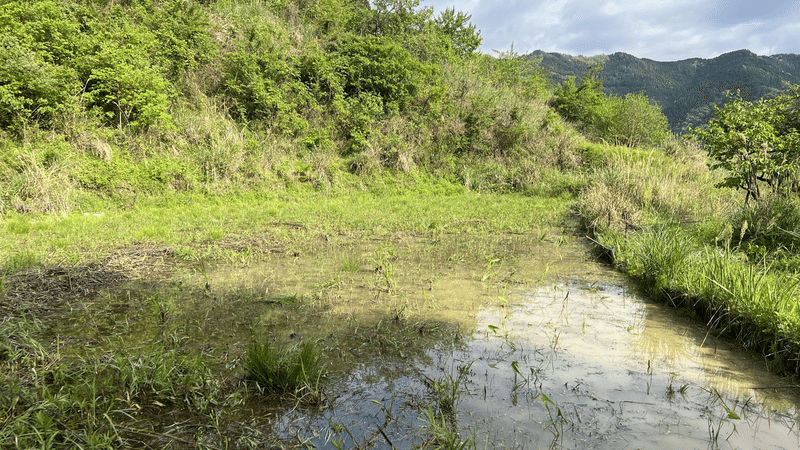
29, 234, 800, 449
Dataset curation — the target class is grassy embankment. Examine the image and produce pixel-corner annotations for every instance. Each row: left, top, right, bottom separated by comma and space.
580, 142, 800, 377
1, 0, 799, 447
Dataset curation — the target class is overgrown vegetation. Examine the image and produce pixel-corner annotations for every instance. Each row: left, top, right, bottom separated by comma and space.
0, 0, 574, 217
3, 0, 800, 446
580, 135, 800, 377
550, 64, 671, 147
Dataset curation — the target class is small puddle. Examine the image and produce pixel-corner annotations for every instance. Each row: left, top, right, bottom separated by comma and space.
37, 236, 800, 449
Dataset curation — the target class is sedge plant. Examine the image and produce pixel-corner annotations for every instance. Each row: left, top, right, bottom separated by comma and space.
245, 339, 323, 394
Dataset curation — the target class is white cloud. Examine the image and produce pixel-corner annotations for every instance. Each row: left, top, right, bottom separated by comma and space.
420, 0, 800, 60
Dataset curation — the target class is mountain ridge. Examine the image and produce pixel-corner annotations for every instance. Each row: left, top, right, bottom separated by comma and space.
527, 49, 800, 133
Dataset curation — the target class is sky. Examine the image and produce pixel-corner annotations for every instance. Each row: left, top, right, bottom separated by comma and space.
420, 0, 800, 61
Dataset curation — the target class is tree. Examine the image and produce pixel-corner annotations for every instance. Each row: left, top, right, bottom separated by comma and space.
593, 92, 671, 147
550, 64, 670, 147
549, 63, 604, 126
434, 7, 481, 56
692, 87, 800, 204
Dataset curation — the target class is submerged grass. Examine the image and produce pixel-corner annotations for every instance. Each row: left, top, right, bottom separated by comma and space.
0, 312, 224, 449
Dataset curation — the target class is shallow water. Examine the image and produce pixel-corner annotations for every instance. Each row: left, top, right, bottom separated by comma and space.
458, 281, 800, 449
270, 280, 800, 449
42, 236, 800, 449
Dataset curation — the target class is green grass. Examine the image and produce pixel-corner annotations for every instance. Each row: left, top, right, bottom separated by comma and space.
0, 313, 221, 449
245, 339, 323, 394
0, 178, 574, 269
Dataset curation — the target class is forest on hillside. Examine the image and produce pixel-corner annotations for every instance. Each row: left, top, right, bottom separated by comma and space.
529, 49, 800, 133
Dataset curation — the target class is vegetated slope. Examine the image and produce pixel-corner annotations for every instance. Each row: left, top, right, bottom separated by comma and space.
0, 0, 585, 216
528, 49, 800, 133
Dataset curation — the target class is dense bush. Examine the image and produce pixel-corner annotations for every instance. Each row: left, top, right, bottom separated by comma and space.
0, 0, 215, 133
550, 64, 670, 147
0, 1, 81, 132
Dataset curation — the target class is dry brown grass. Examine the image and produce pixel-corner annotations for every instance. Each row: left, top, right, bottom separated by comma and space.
579, 140, 736, 233
7, 153, 73, 216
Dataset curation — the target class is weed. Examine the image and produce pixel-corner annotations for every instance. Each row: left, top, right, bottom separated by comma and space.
195, 259, 211, 293
147, 293, 173, 325
705, 388, 741, 448
373, 244, 398, 293
481, 258, 501, 286
539, 392, 569, 446
423, 361, 473, 419
245, 338, 323, 395
420, 405, 475, 450
340, 255, 362, 272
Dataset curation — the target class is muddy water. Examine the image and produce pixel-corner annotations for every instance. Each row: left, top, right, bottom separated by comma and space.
452, 282, 800, 449
44, 235, 800, 449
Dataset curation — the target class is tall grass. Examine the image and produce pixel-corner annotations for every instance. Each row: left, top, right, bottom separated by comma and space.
600, 223, 800, 375
579, 141, 733, 234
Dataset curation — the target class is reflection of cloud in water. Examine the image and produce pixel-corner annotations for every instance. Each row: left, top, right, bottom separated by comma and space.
632, 295, 799, 411
467, 281, 800, 449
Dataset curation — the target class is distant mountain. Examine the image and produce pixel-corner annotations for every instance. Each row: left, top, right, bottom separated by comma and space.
527, 49, 800, 134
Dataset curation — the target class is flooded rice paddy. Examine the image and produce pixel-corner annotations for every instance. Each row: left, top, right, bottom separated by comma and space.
34, 235, 800, 449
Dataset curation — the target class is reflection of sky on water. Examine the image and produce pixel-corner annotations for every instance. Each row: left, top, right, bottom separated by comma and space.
464, 281, 800, 449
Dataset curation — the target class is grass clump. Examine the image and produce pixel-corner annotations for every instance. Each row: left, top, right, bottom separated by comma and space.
245, 339, 323, 394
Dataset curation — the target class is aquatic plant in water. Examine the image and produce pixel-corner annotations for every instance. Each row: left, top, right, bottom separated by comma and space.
245, 339, 322, 393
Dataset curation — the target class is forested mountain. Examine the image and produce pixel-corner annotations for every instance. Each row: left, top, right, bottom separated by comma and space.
527, 49, 800, 133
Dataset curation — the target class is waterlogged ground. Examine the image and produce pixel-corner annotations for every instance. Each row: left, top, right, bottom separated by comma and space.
25, 233, 800, 449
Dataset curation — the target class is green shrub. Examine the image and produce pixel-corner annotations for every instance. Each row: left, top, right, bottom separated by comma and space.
0, 0, 81, 132
221, 20, 312, 134
731, 195, 800, 259
334, 34, 438, 115
83, 44, 173, 130
550, 64, 670, 147
591, 93, 671, 147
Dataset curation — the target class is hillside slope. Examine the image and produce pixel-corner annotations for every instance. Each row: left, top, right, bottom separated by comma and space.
528, 49, 800, 133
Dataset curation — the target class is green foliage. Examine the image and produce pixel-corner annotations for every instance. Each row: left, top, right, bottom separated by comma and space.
0, 0, 217, 133
245, 339, 322, 393
2, 250, 42, 275
221, 16, 312, 134
0, 1, 81, 132
335, 34, 438, 115
692, 86, 800, 203
550, 64, 670, 147
83, 42, 174, 130
433, 7, 481, 56
591, 92, 671, 147
492, 45, 550, 99
550, 64, 605, 125
729, 195, 800, 269
0, 0, 587, 208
